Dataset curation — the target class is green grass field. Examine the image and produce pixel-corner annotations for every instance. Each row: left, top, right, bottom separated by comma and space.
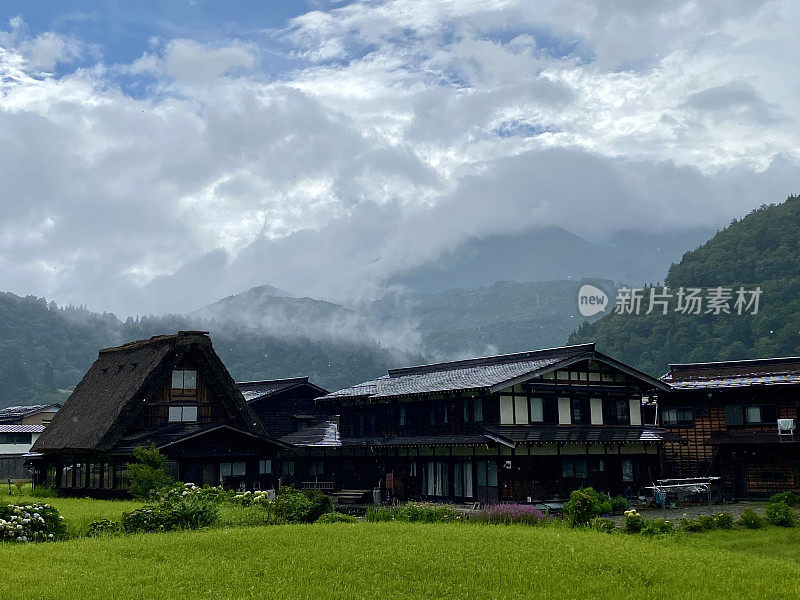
0, 523, 798, 599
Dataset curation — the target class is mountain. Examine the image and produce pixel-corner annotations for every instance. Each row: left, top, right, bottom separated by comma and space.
389, 225, 714, 293
369, 279, 614, 359
0, 292, 420, 409
570, 195, 800, 376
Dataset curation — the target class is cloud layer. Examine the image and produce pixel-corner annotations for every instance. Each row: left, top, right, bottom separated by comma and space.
0, 1, 797, 316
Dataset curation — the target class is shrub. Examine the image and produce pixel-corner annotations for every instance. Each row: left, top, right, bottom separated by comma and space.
737, 509, 764, 529
273, 488, 315, 523
679, 518, 704, 532
715, 513, 734, 529
769, 491, 800, 507
128, 444, 173, 499
642, 517, 674, 535
317, 511, 358, 524
563, 487, 605, 526
697, 515, 717, 531
86, 519, 121, 538
622, 510, 645, 533
470, 504, 546, 526
121, 506, 178, 534
599, 501, 613, 515
302, 488, 334, 522
0, 503, 66, 543
589, 518, 616, 533
765, 502, 795, 527
366, 502, 463, 523
609, 496, 629, 514
172, 495, 219, 530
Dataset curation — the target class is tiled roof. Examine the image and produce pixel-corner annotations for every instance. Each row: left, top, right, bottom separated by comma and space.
319, 344, 596, 400
280, 420, 341, 447
663, 356, 800, 390
0, 405, 60, 421
0, 424, 46, 433
238, 377, 327, 402
484, 425, 667, 444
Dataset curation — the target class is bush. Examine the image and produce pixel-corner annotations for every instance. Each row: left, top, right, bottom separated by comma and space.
0, 503, 66, 543
609, 496, 629, 514
272, 488, 315, 523
769, 491, 800, 507
86, 519, 121, 538
737, 509, 764, 529
316, 511, 358, 524
563, 487, 605, 526
715, 513, 734, 529
470, 504, 546, 526
589, 518, 616, 533
366, 502, 464, 523
697, 515, 717, 531
128, 444, 173, 499
172, 495, 219, 530
121, 506, 178, 534
765, 502, 795, 527
642, 517, 674, 535
622, 510, 645, 533
302, 488, 334, 522
679, 518, 703, 532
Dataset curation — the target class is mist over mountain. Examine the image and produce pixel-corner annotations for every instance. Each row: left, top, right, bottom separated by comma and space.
571, 195, 800, 376
389, 226, 714, 294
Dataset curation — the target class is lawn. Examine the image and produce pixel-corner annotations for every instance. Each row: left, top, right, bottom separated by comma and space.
0, 488, 143, 538
0, 523, 798, 599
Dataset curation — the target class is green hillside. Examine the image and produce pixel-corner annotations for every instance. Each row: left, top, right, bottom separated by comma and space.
570, 195, 800, 376
0, 293, 419, 408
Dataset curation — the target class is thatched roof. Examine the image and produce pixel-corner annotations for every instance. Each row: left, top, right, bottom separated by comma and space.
32, 331, 269, 453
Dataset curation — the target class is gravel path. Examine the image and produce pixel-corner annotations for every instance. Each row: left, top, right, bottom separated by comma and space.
607, 501, 767, 524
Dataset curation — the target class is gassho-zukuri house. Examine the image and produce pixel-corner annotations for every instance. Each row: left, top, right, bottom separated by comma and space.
30, 331, 287, 495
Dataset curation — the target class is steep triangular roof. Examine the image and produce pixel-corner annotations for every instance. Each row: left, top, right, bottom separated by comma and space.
33, 331, 268, 453
238, 377, 328, 402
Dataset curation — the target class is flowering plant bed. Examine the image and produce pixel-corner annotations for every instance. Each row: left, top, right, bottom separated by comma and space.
0, 503, 66, 543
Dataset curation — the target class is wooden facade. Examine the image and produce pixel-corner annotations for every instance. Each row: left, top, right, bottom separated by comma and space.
284, 344, 669, 503
660, 358, 800, 499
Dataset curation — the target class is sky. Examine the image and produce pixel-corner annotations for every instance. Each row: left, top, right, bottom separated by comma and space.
0, 0, 797, 316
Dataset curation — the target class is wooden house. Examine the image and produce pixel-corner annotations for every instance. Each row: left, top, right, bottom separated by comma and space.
240, 377, 329, 438
660, 357, 800, 498
30, 331, 287, 496
284, 343, 670, 503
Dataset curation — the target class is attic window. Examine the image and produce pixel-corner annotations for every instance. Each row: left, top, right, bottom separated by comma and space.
168, 405, 198, 422
172, 369, 197, 390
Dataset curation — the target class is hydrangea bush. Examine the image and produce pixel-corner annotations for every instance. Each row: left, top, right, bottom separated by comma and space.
0, 503, 66, 543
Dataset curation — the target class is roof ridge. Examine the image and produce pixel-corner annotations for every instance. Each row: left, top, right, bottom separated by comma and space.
387, 343, 595, 377
99, 331, 210, 354
237, 376, 309, 386
669, 355, 800, 371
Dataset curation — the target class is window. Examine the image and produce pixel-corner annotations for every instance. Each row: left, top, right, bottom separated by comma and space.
171, 369, 197, 390
603, 398, 630, 425
168, 405, 198, 422
562, 459, 588, 479
745, 405, 777, 424
529, 397, 544, 423
89, 463, 101, 488
310, 460, 324, 476
473, 398, 483, 422
662, 408, 694, 426
259, 459, 272, 475
282, 461, 295, 476
0, 432, 31, 444
399, 405, 407, 426
220, 462, 246, 477
571, 397, 590, 424
622, 459, 634, 482
476, 461, 498, 487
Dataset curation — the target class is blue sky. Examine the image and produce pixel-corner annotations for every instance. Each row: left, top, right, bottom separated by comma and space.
0, 0, 796, 317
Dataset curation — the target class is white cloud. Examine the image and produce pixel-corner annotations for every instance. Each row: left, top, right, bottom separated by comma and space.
0, 0, 796, 318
